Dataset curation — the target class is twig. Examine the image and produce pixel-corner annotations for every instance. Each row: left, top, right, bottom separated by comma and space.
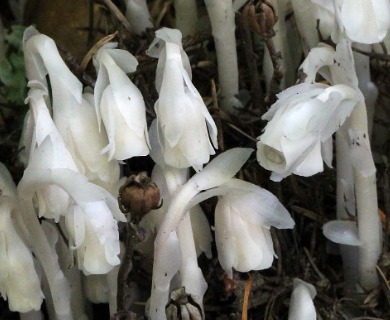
303, 247, 328, 285
116, 223, 144, 312
352, 46, 390, 62
242, 273, 253, 320
99, 0, 132, 34
79, 31, 118, 73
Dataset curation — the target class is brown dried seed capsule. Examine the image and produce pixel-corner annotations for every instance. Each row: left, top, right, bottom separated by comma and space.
243, 0, 278, 39
118, 172, 161, 220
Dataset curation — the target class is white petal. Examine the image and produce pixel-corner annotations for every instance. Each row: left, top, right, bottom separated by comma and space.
323, 220, 362, 246
191, 148, 253, 190
221, 179, 294, 229
190, 205, 212, 258
341, 0, 390, 44
288, 278, 317, 320
215, 199, 235, 277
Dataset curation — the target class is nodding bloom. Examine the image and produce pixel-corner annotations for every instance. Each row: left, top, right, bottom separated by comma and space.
20, 81, 78, 221
214, 179, 294, 277
288, 279, 317, 320
23, 27, 120, 185
147, 27, 218, 171
93, 43, 150, 161
257, 83, 361, 181
18, 137, 127, 275
149, 148, 253, 319
333, 0, 390, 44
0, 163, 44, 312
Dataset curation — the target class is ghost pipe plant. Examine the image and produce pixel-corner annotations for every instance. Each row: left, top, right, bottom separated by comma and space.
147, 27, 218, 171
297, 40, 381, 291
256, 82, 361, 182
0, 163, 44, 313
93, 42, 150, 161
15, 78, 126, 318
192, 178, 295, 277
288, 279, 317, 320
333, 0, 390, 44
20, 81, 78, 222
148, 148, 295, 319
204, 0, 243, 113
149, 148, 253, 319
23, 27, 120, 187
18, 136, 127, 275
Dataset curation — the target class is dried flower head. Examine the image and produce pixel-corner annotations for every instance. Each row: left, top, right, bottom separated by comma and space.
118, 172, 161, 221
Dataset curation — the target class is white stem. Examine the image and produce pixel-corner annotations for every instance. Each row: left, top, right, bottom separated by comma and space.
155, 181, 199, 245
164, 167, 206, 303
336, 124, 359, 296
150, 167, 199, 320
177, 214, 207, 309
22, 203, 72, 319
204, 0, 242, 113
349, 101, 381, 290
173, 0, 198, 37
353, 44, 378, 138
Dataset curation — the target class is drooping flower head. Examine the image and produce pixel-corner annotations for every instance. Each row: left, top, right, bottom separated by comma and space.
214, 179, 294, 277
93, 43, 150, 160
147, 27, 218, 171
333, 0, 390, 44
0, 163, 44, 312
257, 83, 361, 181
288, 278, 317, 320
18, 137, 127, 275
23, 27, 120, 185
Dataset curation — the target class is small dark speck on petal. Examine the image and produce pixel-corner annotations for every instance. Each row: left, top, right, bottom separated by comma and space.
356, 142, 360, 146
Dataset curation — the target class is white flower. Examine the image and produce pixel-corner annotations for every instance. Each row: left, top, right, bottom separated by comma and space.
93, 43, 149, 160
149, 148, 252, 319
334, 0, 390, 44
18, 138, 127, 275
288, 278, 317, 320
257, 83, 361, 181
214, 179, 294, 277
23, 28, 120, 184
147, 27, 218, 171
21, 81, 78, 221
0, 163, 43, 312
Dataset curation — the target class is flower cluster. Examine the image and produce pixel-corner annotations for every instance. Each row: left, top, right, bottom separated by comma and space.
2, 0, 388, 316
